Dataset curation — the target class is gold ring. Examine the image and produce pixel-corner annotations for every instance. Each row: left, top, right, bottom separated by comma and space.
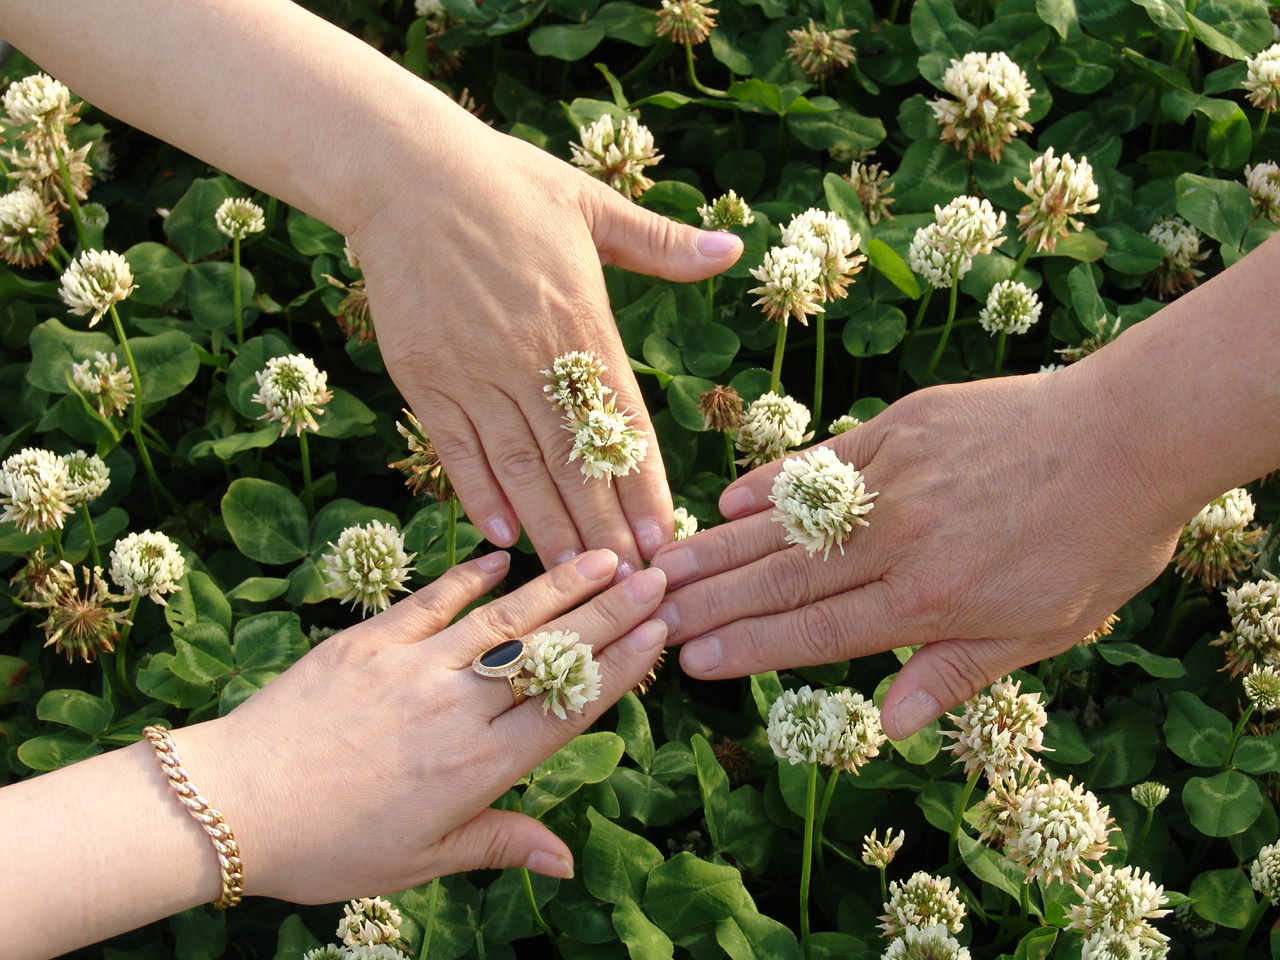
472, 638, 529, 706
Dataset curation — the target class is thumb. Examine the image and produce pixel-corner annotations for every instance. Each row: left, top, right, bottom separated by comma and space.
431, 808, 575, 880
589, 188, 743, 282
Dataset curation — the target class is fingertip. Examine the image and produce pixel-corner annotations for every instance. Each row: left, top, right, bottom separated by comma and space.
525, 849, 574, 880
633, 516, 669, 559
719, 484, 756, 519
695, 229, 744, 263
883, 688, 942, 741
484, 514, 519, 548
574, 548, 618, 582
475, 550, 511, 575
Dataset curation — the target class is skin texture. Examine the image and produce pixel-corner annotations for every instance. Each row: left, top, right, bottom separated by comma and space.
0, 0, 743, 576
654, 231, 1280, 740
2, 550, 668, 959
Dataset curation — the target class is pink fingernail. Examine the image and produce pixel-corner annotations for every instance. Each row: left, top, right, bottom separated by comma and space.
628, 619, 668, 653
720, 486, 755, 518
575, 550, 616, 581
623, 568, 666, 604
889, 690, 941, 740
477, 552, 509, 573
485, 515, 516, 546
653, 546, 698, 587
681, 635, 722, 675
525, 850, 574, 879
696, 230, 742, 258
634, 518, 667, 558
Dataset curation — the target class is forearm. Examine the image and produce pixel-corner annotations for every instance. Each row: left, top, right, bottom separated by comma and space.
0, 0, 480, 236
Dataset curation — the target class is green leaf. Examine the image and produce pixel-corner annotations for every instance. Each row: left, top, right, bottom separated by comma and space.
680, 324, 740, 378
286, 211, 344, 257
1097, 223, 1165, 275
612, 898, 674, 960
1163, 691, 1232, 767
1036, 0, 1079, 39
528, 23, 606, 59
188, 261, 257, 332
1095, 642, 1186, 678
642, 853, 751, 935
909, 0, 974, 59
609, 767, 685, 827
864, 239, 920, 300
1014, 928, 1058, 960
716, 911, 800, 960
189, 427, 278, 462
841, 301, 907, 357
750, 671, 784, 724
1080, 704, 1159, 788
1235, 731, 1280, 775
788, 108, 885, 152
1043, 713, 1093, 764
137, 652, 213, 709
666, 375, 716, 433
726, 79, 785, 115
171, 622, 236, 684
164, 178, 236, 262
170, 906, 227, 960
583, 807, 664, 904
18, 731, 101, 770
1066, 262, 1106, 329
36, 689, 112, 739
125, 242, 187, 306
285, 557, 331, 606
221, 478, 310, 565
1190, 868, 1257, 929
225, 576, 290, 603
1206, 106, 1253, 171
273, 915, 323, 960
692, 734, 729, 850
130, 331, 200, 403
1183, 770, 1264, 836
1175, 172, 1252, 251
638, 181, 707, 224
822, 172, 871, 240
958, 833, 1031, 908
165, 570, 233, 634
233, 611, 308, 673
1132, 0, 1188, 31
26, 318, 115, 395
616, 691, 655, 772
523, 731, 626, 818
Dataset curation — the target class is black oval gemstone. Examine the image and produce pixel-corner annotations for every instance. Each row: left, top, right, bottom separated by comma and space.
480, 639, 525, 669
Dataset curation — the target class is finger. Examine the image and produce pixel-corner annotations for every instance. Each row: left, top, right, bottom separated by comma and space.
602, 363, 673, 564
429, 808, 574, 880
587, 185, 743, 282
652, 511, 783, 591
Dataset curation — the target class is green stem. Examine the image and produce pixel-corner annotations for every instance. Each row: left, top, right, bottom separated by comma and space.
520, 867, 555, 939
800, 762, 819, 960
895, 286, 934, 394
1224, 702, 1257, 771
993, 330, 1007, 377
447, 495, 458, 569
814, 310, 826, 425
1154, 576, 1190, 656
232, 236, 244, 349
115, 594, 142, 707
1126, 808, 1155, 868
706, 276, 715, 324
1019, 881, 1031, 921
619, 41, 670, 87
1009, 242, 1034, 283
1258, 110, 1271, 148
81, 502, 100, 569
924, 280, 961, 384
770, 322, 789, 395
109, 304, 175, 517
55, 146, 88, 250
723, 431, 738, 482
298, 430, 315, 519
1232, 896, 1270, 960
685, 42, 726, 97
878, 866, 888, 907
948, 766, 984, 872
417, 879, 440, 960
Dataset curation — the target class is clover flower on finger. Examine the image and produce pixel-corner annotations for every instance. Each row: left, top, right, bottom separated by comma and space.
930, 51, 1034, 162
878, 871, 967, 940
786, 20, 856, 81
769, 446, 877, 559
655, 0, 718, 46
0, 185, 60, 268
59, 249, 138, 326
71, 350, 134, 419
109, 530, 186, 606
943, 676, 1050, 784
337, 897, 406, 950
517, 629, 602, 719
214, 197, 266, 241
542, 350, 611, 417
0, 447, 73, 534
698, 189, 754, 229
1014, 148, 1099, 254
844, 160, 895, 224
61, 451, 110, 507
322, 521, 415, 618
566, 397, 649, 484
735, 392, 813, 469
570, 114, 662, 199
884, 924, 971, 960
252, 353, 334, 437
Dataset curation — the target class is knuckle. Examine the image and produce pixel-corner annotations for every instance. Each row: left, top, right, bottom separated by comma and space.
490, 440, 552, 482
759, 550, 812, 612
796, 600, 843, 662
465, 602, 526, 642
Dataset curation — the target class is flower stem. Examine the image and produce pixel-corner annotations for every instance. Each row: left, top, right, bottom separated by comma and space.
924, 281, 961, 384
878, 866, 888, 906
723, 432, 738, 482
1224, 702, 1257, 771
55, 146, 88, 250
993, 330, 1007, 377
800, 761, 819, 960
109, 304, 176, 517
1126, 808, 1155, 868
115, 594, 142, 707
298, 430, 315, 519
814, 310, 826, 425
1154, 576, 1190, 656
895, 286, 933, 394
232, 236, 245, 349
948, 766, 983, 873
770, 322, 789, 395
447, 495, 458, 569
81, 502, 100, 568
1232, 896, 1270, 960
417, 878, 440, 960
1258, 110, 1271, 148
706, 276, 715, 324
685, 42, 727, 97
520, 866, 555, 939
1009, 242, 1034, 283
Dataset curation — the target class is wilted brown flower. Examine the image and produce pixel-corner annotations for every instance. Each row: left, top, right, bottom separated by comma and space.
786, 20, 856, 81
697, 384, 744, 433
37, 564, 131, 664
389, 408, 453, 501
844, 160, 895, 225
655, 0, 718, 46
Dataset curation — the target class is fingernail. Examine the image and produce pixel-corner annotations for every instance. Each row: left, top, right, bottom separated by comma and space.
681, 635, 722, 675
575, 550, 616, 581
624, 567, 665, 604
485, 515, 516, 547
628, 618, 668, 653
653, 546, 698, 587
656, 601, 679, 638
525, 850, 574, 880
555, 549, 580, 567
477, 551, 509, 573
616, 558, 639, 582
889, 690, 941, 740
634, 517, 667, 558
696, 230, 742, 258
720, 486, 755, 518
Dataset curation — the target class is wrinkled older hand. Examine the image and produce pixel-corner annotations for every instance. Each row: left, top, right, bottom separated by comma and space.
651, 367, 1189, 740
350, 117, 742, 577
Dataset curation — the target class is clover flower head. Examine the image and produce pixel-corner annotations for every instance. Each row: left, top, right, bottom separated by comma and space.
767, 685, 843, 765
673, 506, 698, 541
978, 279, 1042, 336
337, 897, 406, 949
61, 451, 110, 507
1055, 314, 1123, 363
1144, 215, 1206, 300
909, 196, 1006, 288
781, 208, 866, 301
883, 924, 971, 960
735, 392, 814, 469
1080, 613, 1121, 647
1070, 865, 1171, 947
323, 521, 415, 618
1014, 148, 1100, 253
845, 160, 896, 225
656, 0, 718, 46
215, 197, 266, 240
942, 676, 1049, 783
748, 244, 825, 325
930, 51, 1034, 162
1245, 664, 1280, 712
1174, 487, 1261, 589
38, 564, 130, 664
1172, 902, 1215, 938
389, 408, 453, 502
79, 202, 109, 229
570, 114, 662, 199
879, 871, 967, 940
0, 185, 60, 268
979, 776, 1114, 884
1212, 576, 1280, 676
0, 447, 73, 534
345, 947, 409, 960
698, 189, 754, 229
1246, 161, 1280, 224
8, 136, 91, 211
1079, 931, 1164, 960
697, 383, 744, 433
3, 73, 73, 132
334, 279, 374, 344
828, 414, 861, 436
861, 827, 904, 869
1254, 842, 1280, 905
566, 397, 649, 483
1130, 781, 1169, 810
59, 249, 138, 325
825, 688, 886, 771
542, 350, 611, 416
301, 947, 348, 960
414, 0, 445, 16
769, 446, 877, 559
109, 530, 186, 606
786, 20, 856, 81
252, 353, 334, 437
1246, 44, 1280, 112
71, 350, 134, 419
10, 548, 75, 606
518, 628, 602, 719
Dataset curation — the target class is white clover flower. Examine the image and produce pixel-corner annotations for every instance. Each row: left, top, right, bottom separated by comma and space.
879, 872, 966, 940
1079, 931, 1161, 960
735, 393, 813, 469
1069, 865, 1170, 948
301, 947, 348, 960
109, 530, 185, 605
1246, 44, 1280, 112
698, 189, 754, 230
566, 398, 649, 483
518, 628, 602, 719
979, 279, 1042, 336
1245, 664, 1280, 711
252, 353, 334, 437
59, 249, 138, 326
1175, 487, 1262, 590
3, 73, 72, 130
673, 507, 698, 541
942, 676, 1049, 784
346, 948, 409, 960
337, 897, 406, 949
542, 350, 611, 416
786, 20, 856, 81
825, 688, 886, 772
861, 827, 904, 869
323, 521, 415, 618
343, 237, 361, 271
781, 208, 866, 301
79, 202, 108, 229
980, 776, 1114, 884
828, 414, 861, 435
767, 685, 843, 765
883, 924, 971, 960
570, 114, 662, 199
414, 0, 445, 16
1172, 902, 1215, 938
214, 197, 266, 241
845, 160, 895, 225
0, 447, 73, 534
655, 0, 718, 46
1253, 842, 1280, 905
909, 196, 1006, 289
1246, 161, 1280, 224
768, 446, 877, 559
748, 244, 825, 326
1130, 781, 1169, 810
1212, 577, 1280, 676
61, 451, 110, 507
930, 51, 1034, 162
1144, 215, 1206, 299
0, 185, 59, 268
1014, 148, 1100, 253
71, 350, 134, 419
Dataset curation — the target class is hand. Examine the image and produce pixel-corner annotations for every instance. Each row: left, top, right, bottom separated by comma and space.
651, 368, 1190, 740
349, 113, 742, 577
181, 548, 667, 902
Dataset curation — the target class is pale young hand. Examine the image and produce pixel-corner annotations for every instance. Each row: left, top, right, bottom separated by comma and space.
179, 548, 667, 902
349, 114, 742, 578
651, 367, 1189, 740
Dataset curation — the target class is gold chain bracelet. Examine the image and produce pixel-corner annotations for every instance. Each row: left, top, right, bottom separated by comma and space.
142, 724, 244, 909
